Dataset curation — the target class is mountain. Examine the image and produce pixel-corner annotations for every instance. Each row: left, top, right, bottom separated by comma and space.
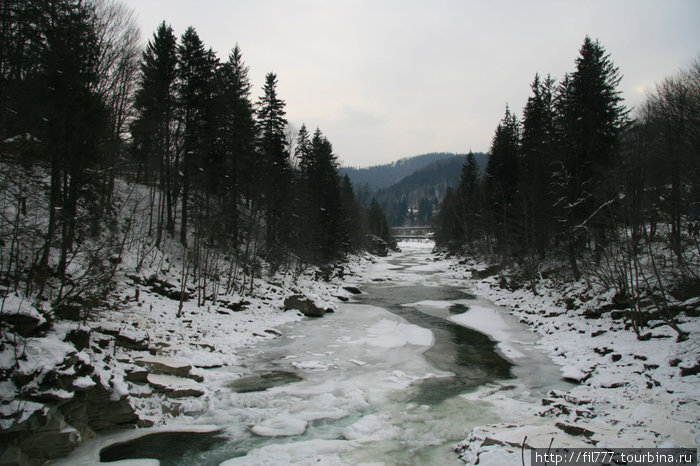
374, 152, 488, 226
340, 152, 459, 192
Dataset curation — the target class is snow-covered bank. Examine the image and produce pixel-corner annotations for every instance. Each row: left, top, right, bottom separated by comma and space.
0, 219, 372, 464
445, 258, 700, 465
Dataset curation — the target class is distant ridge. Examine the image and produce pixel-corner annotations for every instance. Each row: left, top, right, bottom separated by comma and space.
340, 152, 459, 192
373, 152, 488, 226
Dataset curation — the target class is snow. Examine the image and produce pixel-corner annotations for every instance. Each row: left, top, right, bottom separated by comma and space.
343, 413, 399, 443
291, 360, 331, 371
111, 377, 130, 400
220, 439, 353, 466
0, 293, 46, 325
146, 373, 199, 390
449, 304, 526, 359
14, 334, 76, 379
250, 415, 308, 436
7, 199, 697, 466
446, 255, 700, 465
359, 318, 434, 348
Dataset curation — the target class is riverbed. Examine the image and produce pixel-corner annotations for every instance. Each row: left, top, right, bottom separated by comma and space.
60, 241, 572, 465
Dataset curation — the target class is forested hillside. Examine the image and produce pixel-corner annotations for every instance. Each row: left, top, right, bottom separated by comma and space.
374, 152, 487, 226
0, 1, 395, 298
340, 152, 460, 192
434, 37, 699, 340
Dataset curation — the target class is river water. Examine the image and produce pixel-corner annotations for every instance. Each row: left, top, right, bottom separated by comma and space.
93, 242, 571, 465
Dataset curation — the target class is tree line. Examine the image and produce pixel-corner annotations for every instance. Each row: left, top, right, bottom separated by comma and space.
435, 37, 699, 337
0, 0, 392, 308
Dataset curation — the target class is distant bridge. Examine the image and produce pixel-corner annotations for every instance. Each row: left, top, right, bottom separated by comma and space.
391, 226, 434, 242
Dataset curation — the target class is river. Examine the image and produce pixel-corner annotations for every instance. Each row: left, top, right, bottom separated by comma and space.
85, 242, 571, 465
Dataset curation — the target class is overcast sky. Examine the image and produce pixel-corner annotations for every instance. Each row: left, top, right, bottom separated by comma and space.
121, 0, 699, 167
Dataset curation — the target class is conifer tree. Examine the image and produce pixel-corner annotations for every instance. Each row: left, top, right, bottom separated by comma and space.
256, 72, 290, 257
131, 21, 178, 242
554, 36, 628, 276
485, 106, 520, 254
458, 151, 481, 243
520, 73, 557, 255
213, 44, 256, 240
40, 0, 105, 280
177, 26, 218, 246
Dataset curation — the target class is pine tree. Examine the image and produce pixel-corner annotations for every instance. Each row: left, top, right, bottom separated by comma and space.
485, 106, 521, 254
40, 0, 105, 281
339, 174, 365, 252
367, 198, 395, 250
458, 151, 480, 243
213, 44, 256, 240
520, 73, 557, 255
131, 21, 178, 242
311, 128, 343, 261
177, 26, 218, 246
256, 72, 290, 258
554, 36, 628, 277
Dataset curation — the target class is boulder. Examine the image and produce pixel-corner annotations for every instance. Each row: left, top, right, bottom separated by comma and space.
283, 295, 326, 317
147, 374, 204, 398
18, 426, 80, 460
0, 312, 43, 337
59, 384, 138, 433
342, 285, 362, 295
64, 328, 90, 351
115, 327, 149, 351
134, 355, 193, 379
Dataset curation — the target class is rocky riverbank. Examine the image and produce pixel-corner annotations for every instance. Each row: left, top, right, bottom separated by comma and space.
0, 249, 370, 464
446, 259, 700, 465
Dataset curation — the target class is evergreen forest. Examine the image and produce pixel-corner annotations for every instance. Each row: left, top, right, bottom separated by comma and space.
0, 0, 395, 312
434, 37, 699, 339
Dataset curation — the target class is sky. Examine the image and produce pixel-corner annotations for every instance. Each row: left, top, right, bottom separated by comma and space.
120, 0, 700, 167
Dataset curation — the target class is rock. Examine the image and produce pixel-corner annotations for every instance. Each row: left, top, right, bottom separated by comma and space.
470, 265, 501, 279
367, 235, 390, 257
680, 361, 700, 377
115, 327, 149, 351
342, 286, 362, 295
145, 276, 190, 301
226, 371, 303, 393
64, 328, 90, 351
53, 303, 82, 321
147, 374, 204, 398
0, 312, 43, 337
125, 367, 149, 384
18, 426, 80, 460
134, 355, 193, 378
555, 422, 594, 438
60, 384, 138, 433
283, 295, 326, 317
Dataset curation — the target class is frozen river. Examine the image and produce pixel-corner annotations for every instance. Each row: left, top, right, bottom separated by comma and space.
89, 242, 571, 465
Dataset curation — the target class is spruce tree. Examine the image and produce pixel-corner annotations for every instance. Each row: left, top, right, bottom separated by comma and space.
554, 36, 628, 276
520, 73, 557, 255
485, 106, 521, 254
214, 44, 256, 240
458, 151, 480, 243
131, 21, 178, 241
256, 72, 290, 258
41, 0, 105, 280
177, 26, 218, 246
